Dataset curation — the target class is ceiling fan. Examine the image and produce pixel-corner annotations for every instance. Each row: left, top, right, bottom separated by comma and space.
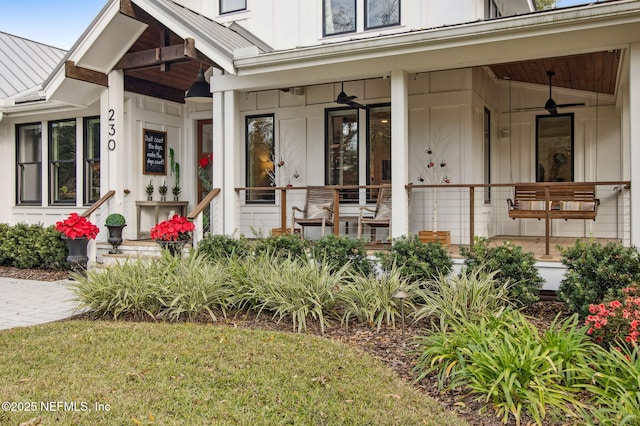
514, 71, 585, 115
336, 82, 366, 109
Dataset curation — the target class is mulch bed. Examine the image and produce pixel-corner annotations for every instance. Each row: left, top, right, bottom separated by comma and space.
0, 266, 572, 425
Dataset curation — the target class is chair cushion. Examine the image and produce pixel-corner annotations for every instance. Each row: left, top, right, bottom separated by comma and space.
307, 202, 332, 219
560, 201, 596, 211
375, 204, 392, 220
517, 200, 547, 210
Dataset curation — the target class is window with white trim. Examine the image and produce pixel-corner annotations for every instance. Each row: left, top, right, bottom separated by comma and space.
246, 114, 275, 203
220, 0, 246, 14
16, 123, 42, 205
49, 119, 76, 204
84, 117, 100, 204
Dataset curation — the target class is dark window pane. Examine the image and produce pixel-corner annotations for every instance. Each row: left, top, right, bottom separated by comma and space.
327, 108, 358, 201
50, 119, 76, 204
16, 123, 42, 204
246, 115, 275, 203
84, 117, 100, 204
324, 0, 356, 36
220, 0, 246, 14
536, 114, 574, 182
366, 0, 400, 29
368, 105, 391, 201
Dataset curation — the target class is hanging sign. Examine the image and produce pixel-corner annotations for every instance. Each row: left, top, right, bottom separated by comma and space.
143, 129, 167, 175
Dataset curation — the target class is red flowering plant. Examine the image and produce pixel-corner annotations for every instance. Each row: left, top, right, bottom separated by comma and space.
150, 215, 195, 241
55, 212, 100, 240
585, 284, 640, 349
198, 153, 213, 192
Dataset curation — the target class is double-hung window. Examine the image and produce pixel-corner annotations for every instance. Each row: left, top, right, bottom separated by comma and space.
84, 117, 100, 204
324, 0, 356, 36
49, 119, 76, 204
365, 0, 400, 30
220, 0, 246, 14
246, 114, 275, 203
16, 123, 42, 205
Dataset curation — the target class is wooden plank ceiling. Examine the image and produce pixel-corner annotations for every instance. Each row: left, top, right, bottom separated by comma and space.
489, 51, 621, 95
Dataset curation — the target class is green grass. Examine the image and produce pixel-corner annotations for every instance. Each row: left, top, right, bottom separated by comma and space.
0, 321, 468, 426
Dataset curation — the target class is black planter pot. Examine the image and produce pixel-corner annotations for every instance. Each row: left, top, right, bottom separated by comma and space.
106, 224, 126, 254
157, 240, 187, 256
63, 236, 89, 278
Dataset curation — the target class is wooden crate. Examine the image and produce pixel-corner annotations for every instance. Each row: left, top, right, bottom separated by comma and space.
418, 230, 451, 247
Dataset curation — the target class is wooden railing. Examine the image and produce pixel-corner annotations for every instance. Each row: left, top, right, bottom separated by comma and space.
235, 182, 631, 256
80, 190, 115, 218
188, 188, 221, 245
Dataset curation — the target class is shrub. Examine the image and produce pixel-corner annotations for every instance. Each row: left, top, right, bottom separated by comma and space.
461, 237, 543, 307
105, 213, 126, 226
559, 240, 640, 318
196, 234, 251, 261
310, 234, 372, 276
337, 265, 415, 331
413, 268, 509, 331
579, 345, 640, 425
584, 284, 640, 349
0, 223, 68, 270
378, 236, 452, 282
253, 233, 308, 261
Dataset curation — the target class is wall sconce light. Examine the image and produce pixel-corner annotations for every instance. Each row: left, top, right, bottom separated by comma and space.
185, 66, 212, 103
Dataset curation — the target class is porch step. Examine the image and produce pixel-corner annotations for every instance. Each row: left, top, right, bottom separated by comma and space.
96, 240, 190, 266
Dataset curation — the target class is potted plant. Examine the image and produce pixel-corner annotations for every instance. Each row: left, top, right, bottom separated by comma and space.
55, 212, 100, 277
105, 213, 126, 254
145, 180, 154, 201
158, 181, 168, 201
172, 185, 181, 201
150, 214, 194, 255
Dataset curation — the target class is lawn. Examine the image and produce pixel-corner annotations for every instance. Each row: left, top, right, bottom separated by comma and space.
0, 320, 468, 425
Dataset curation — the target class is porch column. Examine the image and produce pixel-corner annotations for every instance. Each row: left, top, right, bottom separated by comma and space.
630, 43, 640, 246
105, 70, 126, 212
211, 90, 225, 236
390, 70, 409, 239
222, 90, 239, 236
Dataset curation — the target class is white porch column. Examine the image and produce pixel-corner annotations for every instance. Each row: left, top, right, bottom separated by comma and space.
211, 90, 225, 235
390, 70, 409, 239
630, 43, 640, 246
105, 70, 126, 213
222, 90, 239, 236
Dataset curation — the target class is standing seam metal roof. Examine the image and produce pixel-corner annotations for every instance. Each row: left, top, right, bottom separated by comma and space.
0, 31, 66, 100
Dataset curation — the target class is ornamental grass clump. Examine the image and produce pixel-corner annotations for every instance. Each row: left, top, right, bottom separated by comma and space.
337, 265, 415, 331
55, 212, 99, 240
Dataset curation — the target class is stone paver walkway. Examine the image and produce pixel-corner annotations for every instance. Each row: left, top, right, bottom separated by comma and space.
0, 277, 78, 330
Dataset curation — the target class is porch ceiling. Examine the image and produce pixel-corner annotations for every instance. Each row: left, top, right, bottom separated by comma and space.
488, 50, 621, 95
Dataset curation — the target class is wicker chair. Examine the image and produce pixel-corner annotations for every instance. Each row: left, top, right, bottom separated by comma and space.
292, 187, 335, 238
358, 185, 392, 240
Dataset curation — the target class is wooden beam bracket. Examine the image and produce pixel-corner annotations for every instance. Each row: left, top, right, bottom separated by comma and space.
65, 61, 109, 87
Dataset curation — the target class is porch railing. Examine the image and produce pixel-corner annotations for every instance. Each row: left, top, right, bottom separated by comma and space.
188, 187, 221, 245
235, 182, 630, 257
80, 190, 116, 267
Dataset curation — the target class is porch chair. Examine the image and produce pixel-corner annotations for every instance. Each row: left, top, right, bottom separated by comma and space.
292, 187, 335, 238
358, 185, 393, 240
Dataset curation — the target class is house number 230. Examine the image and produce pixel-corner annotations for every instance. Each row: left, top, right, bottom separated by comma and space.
108, 108, 116, 151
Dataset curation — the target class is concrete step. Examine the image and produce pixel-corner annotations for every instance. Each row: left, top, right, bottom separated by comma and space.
96, 240, 191, 266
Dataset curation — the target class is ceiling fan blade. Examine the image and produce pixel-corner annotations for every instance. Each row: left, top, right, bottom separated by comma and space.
556, 102, 586, 108
336, 91, 357, 104
348, 100, 367, 109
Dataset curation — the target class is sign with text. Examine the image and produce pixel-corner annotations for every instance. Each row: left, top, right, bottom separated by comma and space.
143, 129, 167, 175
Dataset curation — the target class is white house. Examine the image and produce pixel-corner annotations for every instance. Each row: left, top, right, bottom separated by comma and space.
1, 0, 639, 267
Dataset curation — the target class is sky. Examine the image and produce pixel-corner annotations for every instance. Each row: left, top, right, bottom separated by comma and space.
0, 0, 594, 51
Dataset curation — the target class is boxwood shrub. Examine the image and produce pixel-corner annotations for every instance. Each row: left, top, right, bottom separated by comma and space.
0, 223, 68, 270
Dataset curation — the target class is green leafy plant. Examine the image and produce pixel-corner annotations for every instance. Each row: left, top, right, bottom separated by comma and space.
245, 253, 344, 333
145, 180, 154, 196
559, 240, 640, 318
172, 185, 181, 197
253, 233, 308, 261
461, 237, 543, 307
578, 344, 640, 425
413, 268, 509, 331
378, 235, 452, 283
337, 265, 415, 331
0, 223, 68, 270
584, 284, 640, 349
105, 213, 126, 226
158, 181, 168, 197
310, 234, 372, 276
196, 234, 251, 261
